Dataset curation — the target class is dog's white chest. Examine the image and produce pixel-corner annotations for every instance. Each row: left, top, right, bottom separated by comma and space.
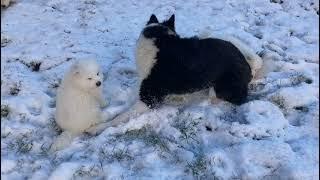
55, 87, 101, 134
135, 35, 158, 81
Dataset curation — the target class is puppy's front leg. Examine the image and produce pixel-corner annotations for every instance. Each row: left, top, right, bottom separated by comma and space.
50, 131, 77, 152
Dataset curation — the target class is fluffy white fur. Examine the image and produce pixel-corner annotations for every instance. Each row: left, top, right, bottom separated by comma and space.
135, 34, 158, 82
51, 59, 107, 151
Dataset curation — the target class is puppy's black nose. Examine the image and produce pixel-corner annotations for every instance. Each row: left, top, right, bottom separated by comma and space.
96, 81, 101, 87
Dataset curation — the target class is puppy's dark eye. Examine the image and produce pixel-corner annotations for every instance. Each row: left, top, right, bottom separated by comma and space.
88, 78, 92, 80
97, 72, 99, 76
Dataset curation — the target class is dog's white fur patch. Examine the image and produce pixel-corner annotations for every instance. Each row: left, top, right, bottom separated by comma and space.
146, 23, 159, 27
52, 59, 106, 151
135, 34, 158, 81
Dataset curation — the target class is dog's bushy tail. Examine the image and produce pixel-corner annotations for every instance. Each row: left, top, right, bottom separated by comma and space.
222, 36, 263, 78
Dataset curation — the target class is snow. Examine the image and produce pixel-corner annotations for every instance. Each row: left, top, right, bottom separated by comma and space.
48, 162, 81, 180
229, 100, 289, 139
1, 159, 16, 174
1, 0, 319, 179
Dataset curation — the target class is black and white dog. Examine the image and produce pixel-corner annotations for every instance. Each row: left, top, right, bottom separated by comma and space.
108, 14, 262, 126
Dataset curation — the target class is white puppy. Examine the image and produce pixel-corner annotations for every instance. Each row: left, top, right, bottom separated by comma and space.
51, 59, 107, 151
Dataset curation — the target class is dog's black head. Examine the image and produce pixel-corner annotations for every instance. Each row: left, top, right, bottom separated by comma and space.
142, 14, 177, 38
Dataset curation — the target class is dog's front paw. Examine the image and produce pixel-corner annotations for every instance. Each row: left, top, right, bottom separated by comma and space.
100, 100, 108, 108
50, 131, 75, 152
50, 139, 65, 152
85, 122, 110, 135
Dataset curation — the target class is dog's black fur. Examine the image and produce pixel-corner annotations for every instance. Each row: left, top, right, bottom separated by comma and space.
139, 14, 252, 108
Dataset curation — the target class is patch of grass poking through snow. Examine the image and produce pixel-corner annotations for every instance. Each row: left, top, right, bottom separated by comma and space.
117, 126, 170, 152
9, 82, 21, 95
186, 155, 209, 179
20, 60, 42, 72
8, 136, 33, 153
270, 0, 283, 4
1, 104, 10, 118
27, 61, 42, 72
49, 117, 62, 134
290, 73, 312, 86
270, 95, 286, 109
186, 154, 224, 180
73, 165, 102, 179
172, 112, 201, 144
48, 78, 61, 89
1, 36, 12, 47
111, 146, 133, 162
98, 142, 133, 163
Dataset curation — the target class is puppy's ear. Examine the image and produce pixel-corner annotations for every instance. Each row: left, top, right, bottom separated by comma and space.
147, 14, 159, 25
163, 14, 175, 30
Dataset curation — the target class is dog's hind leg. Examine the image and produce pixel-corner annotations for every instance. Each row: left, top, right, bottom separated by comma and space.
209, 87, 223, 104
101, 105, 126, 121
84, 105, 128, 135
217, 36, 263, 78
107, 100, 150, 126
214, 71, 250, 105
215, 82, 248, 105
85, 122, 111, 135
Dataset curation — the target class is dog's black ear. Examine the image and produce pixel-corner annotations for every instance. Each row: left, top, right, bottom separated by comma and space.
147, 14, 159, 25
163, 14, 175, 30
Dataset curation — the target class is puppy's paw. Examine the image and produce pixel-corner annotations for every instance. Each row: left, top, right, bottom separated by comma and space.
100, 100, 108, 108
50, 140, 64, 153
50, 131, 75, 152
85, 122, 110, 135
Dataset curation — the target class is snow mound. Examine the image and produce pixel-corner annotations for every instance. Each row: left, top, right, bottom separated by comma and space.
230, 100, 288, 139
269, 84, 318, 109
230, 140, 295, 179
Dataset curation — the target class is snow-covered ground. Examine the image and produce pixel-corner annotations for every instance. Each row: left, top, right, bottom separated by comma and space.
1, 0, 319, 179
